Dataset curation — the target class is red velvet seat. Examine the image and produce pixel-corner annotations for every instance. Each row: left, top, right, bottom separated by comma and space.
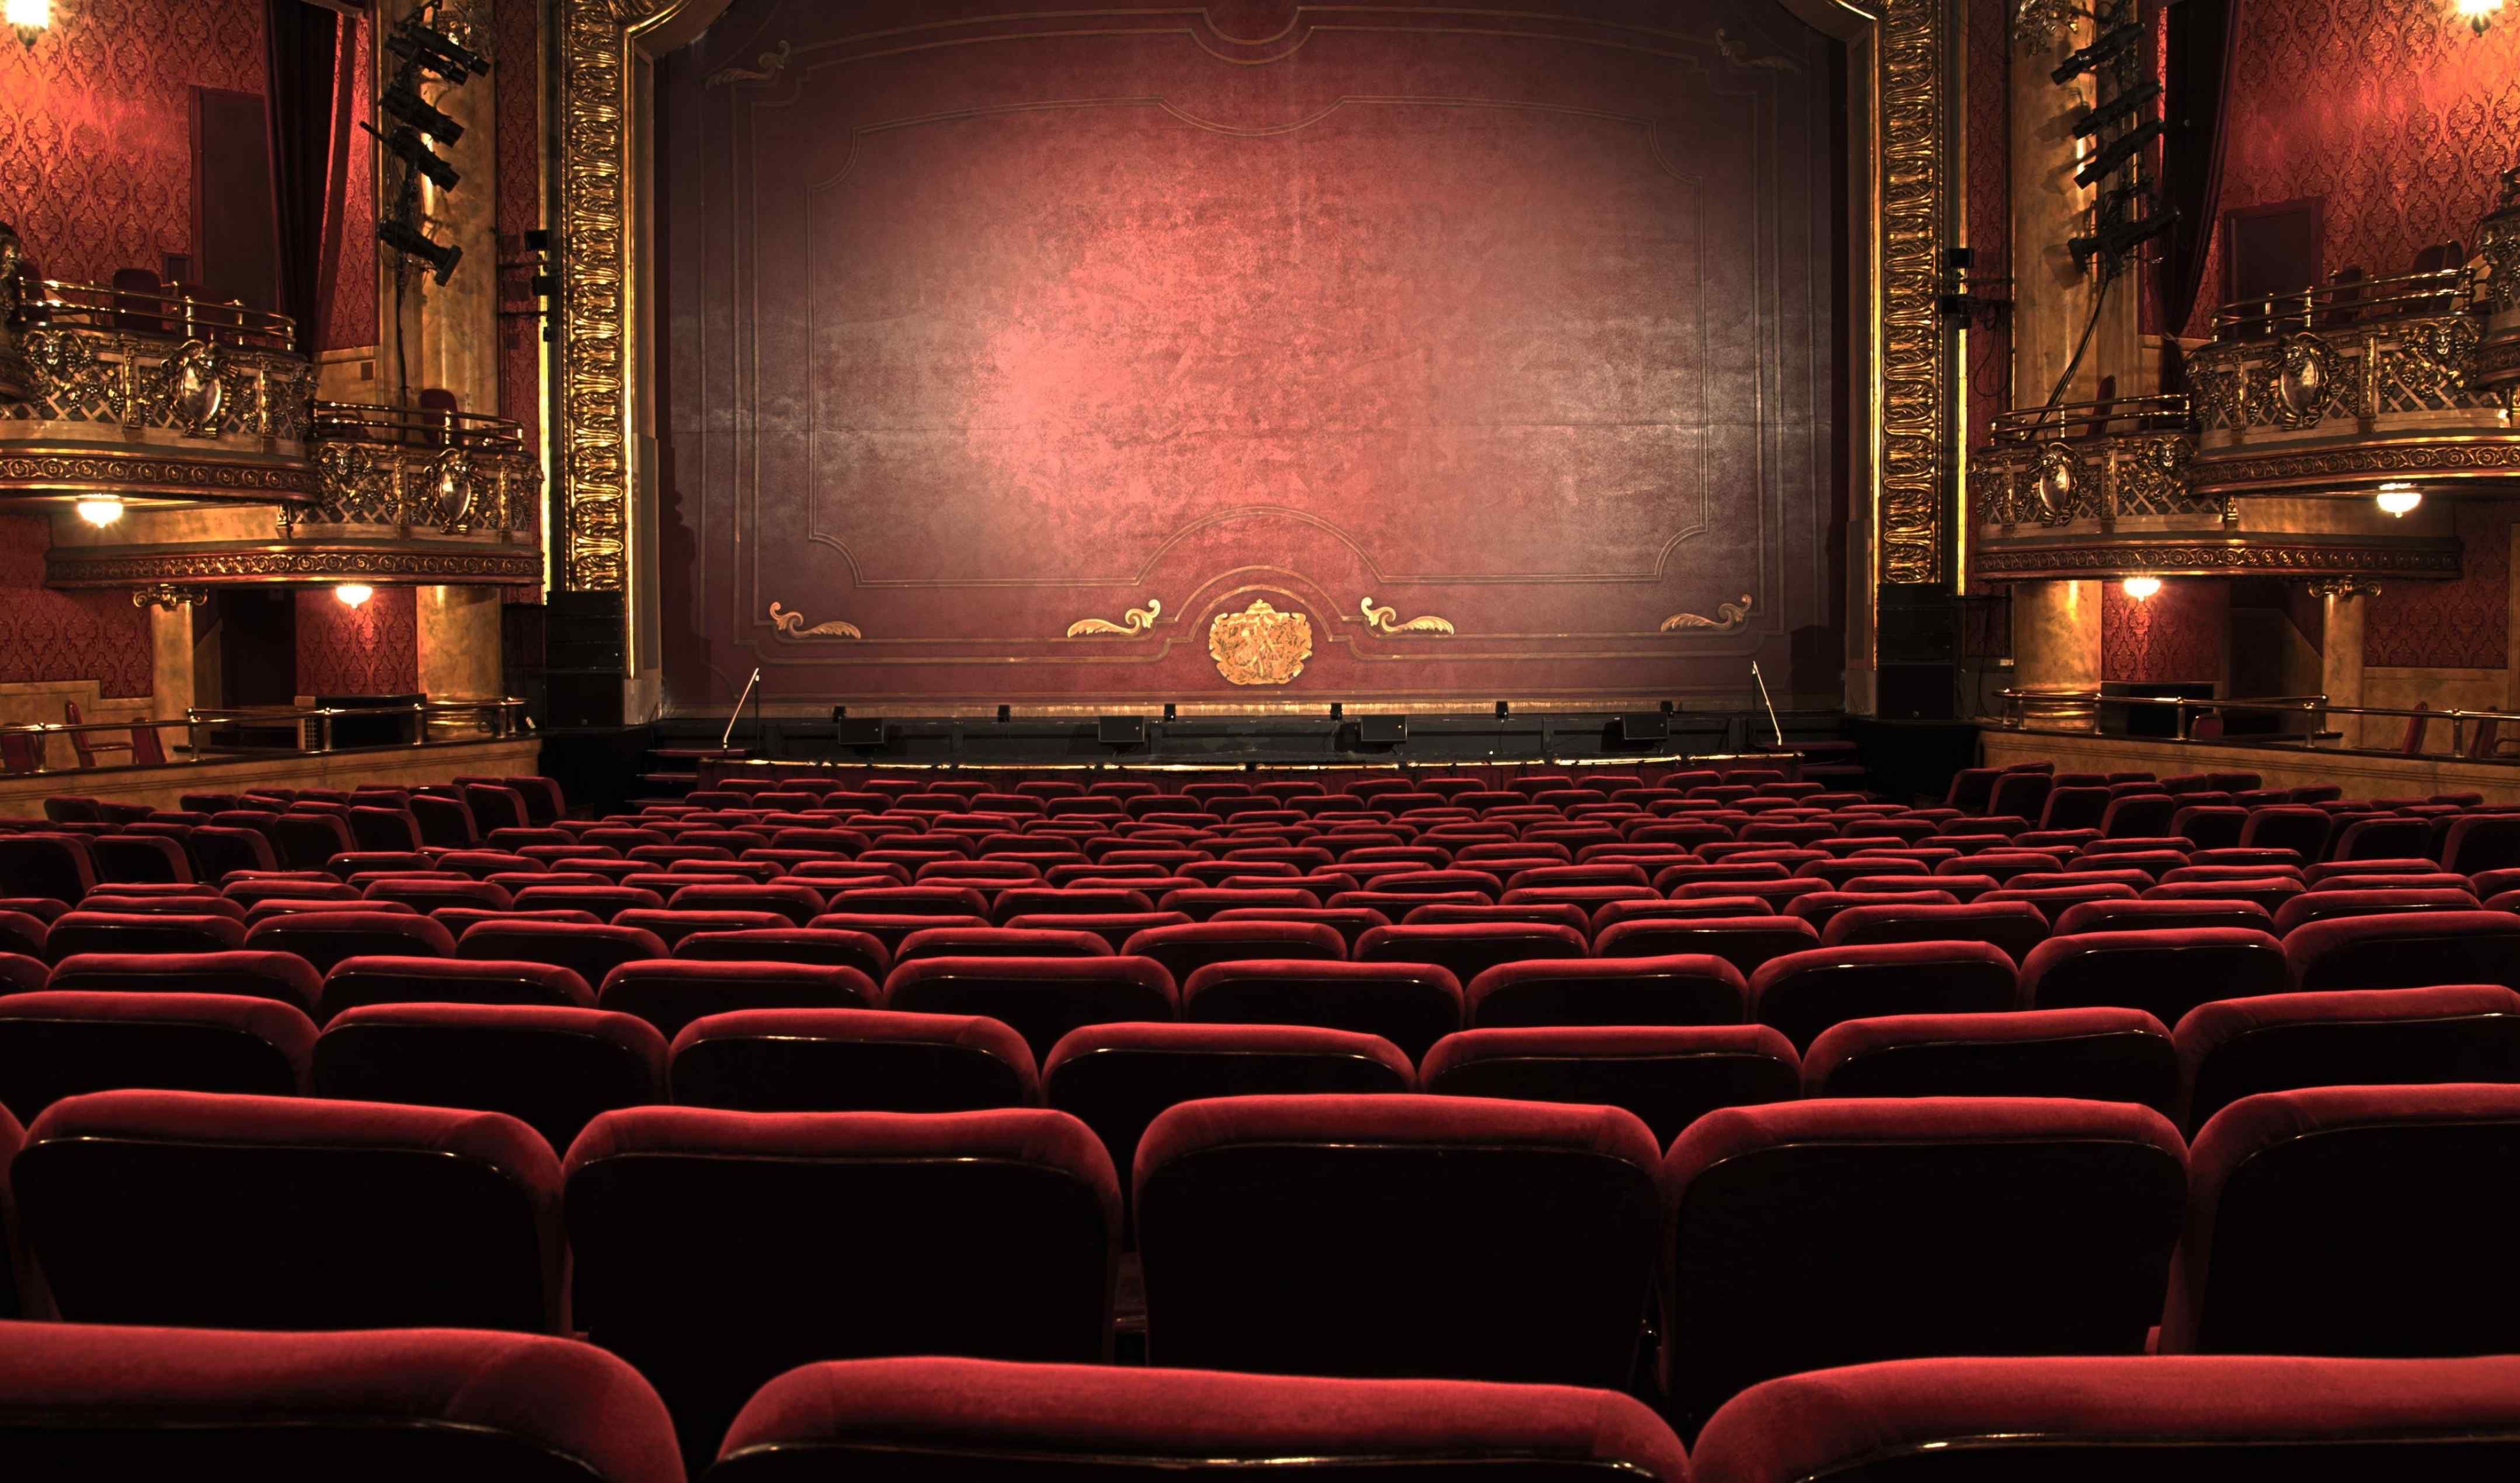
0, 911, 43, 963
1121, 920, 1345, 982
2050, 896, 2272, 935
462, 784, 533, 834
268, 814, 357, 872
2238, 806, 2331, 860
609, 908, 794, 950
2021, 927, 2288, 1024
240, 910, 456, 973
88, 834, 193, 885
1783, 889, 1959, 935
312, 1002, 667, 1154
675, 925, 890, 979
662, 882, 825, 927
990, 886, 1156, 925
670, 1006, 1037, 1113
460, 919, 669, 988
824, 885, 992, 918
320, 955, 594, 1019
0, 953, 46, 997
1464, 953, 1748, 1029
882, 955, 1177, 1062
1802, 1007, 2178, 1118
2442, 812, 2520, 876
0, 991, 312, 1122
2144, 875, 2304, 916
361, 876, 513, 915
1689, 1353, 2520, 1482
17, 1090, 563, 1332
2270, 886, 2480, 935
1352, 921, 1588, 984
565, 1105, 1118, 1470
597, 959, 875, 1039
46, 949, 320, 1014
1138, 1094, 1658, 1387
1816, 900, 2047, 965
1659, 1096, 2187, 1430
1177, 959, 1461, 1059
893, 925, 1112, 963
509, 883, 664, 917
1745, 941, 2018, 1052
0, 1322, 680, 1483
713, 1355, 1686, 1483
2284, 910, 2520, 990
2163, 1084, 2520, 1356
222, 879, 361, 910
2303, 855, 2449, 884
42, 910, 246, 962
1043, 1021, 1414, 1237
2174, 985, 2520, 1134
1423, 1024, 1796, 1146
1005, 908, 1196, 952
1590, 917, 1814, 980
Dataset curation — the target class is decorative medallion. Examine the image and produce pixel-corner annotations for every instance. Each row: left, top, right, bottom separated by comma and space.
2270, 334, 2335, 430
1660, 594, 1754, 633
1358, 597, 1455, 635
1065, 598, 1161, 637
767, 601, 864, 639
2034, 443, 2079, 523
1208, 599, 1314, 685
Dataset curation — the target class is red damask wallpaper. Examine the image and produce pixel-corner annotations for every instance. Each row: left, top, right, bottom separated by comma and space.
295, 586, 419, 696
0, 0, 263, 287
492, 0, 540, 436
2102, 577, 2227, 685
320, 14, 377, 353
1962, 0, 2013, 449
0, 517, 152, 699
2187, 0, 2520, 336
655, 0, 1847, 712
2366, 500, 2512, 669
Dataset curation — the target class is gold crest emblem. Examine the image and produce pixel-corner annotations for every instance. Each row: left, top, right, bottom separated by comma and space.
1208, 598, 1314, 685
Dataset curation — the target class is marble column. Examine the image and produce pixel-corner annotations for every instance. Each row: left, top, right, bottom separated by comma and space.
2012, 579, 2104, 730
417, 586, 504, 734
148, 599, 196, 743
2320, 585, 2369, 749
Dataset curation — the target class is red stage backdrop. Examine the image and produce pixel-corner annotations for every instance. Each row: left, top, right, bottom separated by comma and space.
656, 0, 1847, 711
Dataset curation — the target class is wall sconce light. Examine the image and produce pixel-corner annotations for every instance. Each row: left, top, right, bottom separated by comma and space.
2375, 482, 2423, 517
2121, 575, 2162, 601
73, 495, 123, 527
2456, 0, 2504, 34
5, 0, 48, 50
335, 583, 375, 608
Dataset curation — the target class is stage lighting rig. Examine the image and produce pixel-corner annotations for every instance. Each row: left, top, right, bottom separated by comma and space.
380, 219, 463, 286
364, 121, 458, 191
2071, 78, 2157, 140
1936, 246, 2013, 330
2075, 118, 2164, 188
387, 7, 489, 82
372, 1, 485, 287
2050, 20, 2141, 83
381, 78, 465, 146
2069, 205, 2178, 273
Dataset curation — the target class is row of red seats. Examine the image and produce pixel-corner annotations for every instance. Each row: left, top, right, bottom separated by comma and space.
13, 1328, 2511, 1482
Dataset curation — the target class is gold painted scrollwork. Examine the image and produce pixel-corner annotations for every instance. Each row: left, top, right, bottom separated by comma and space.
1660, 594, 1754, 633
768, 601, 864, 639
1064, 598, 1161, 636
161, 340, 225, 438
1209, 600, 1314, 685
1358, 597, 1455, 635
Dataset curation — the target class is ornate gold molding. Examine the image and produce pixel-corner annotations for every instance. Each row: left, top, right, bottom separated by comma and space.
130, 584, 208, 611
0, 448, 322, 501
1874, 0, 1947, 586
1066, 598, 1162, 637
1358, 597, 1454, 635
1972, 537, 2458, 582
1661, 594, 1755, 632
48, 542, 543, 587
1209, 599, 1314, 686
767, 601, 864, 639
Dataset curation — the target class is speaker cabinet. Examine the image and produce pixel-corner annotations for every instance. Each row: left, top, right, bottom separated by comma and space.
1097, 716, 1147, 746
1878, 662, 1957, 721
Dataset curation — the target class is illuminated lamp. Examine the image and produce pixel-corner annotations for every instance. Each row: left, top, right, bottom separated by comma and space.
335, 583, 375, 608
2375, 482, 2423, 517
73, 495, 123, 527
2121, 576, 2162, 601
2456, 0, 2503, 34
6, 0, 48, 51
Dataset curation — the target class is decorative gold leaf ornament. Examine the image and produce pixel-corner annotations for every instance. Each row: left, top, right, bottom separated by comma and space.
1208, 599, 1314, 685
1065, 598, 1162, 637
1660, 594, 1754, 632
767, 601, 863, 639
1358, 597, 1455, 635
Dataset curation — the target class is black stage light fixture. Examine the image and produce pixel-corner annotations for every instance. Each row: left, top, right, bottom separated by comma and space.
378, 218, 462, 284
1660, 699, 1676, 715
1162, 702, 1177, 722
388, 9, 490, 82
524, 228, 552, 253
364, 121, 457, 190
1494, 701, 1510, 719
1329, 702, 1343, 719
2051, 22, 2142, 85
996, 704, 1011, 723
2072, 79, 2159, 140
1098, 715, 1146, 747
2075, 118, 2165, 188
2070, 206, 2179, 271
381, 79, 464, 145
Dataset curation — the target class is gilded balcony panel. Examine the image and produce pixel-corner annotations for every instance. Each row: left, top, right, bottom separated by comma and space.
2477, 176, 2520, 398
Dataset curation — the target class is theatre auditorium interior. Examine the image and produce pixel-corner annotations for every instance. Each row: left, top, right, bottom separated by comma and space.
21, 0, 2520, 1476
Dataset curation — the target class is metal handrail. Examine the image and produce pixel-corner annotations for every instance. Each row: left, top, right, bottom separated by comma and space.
2209, 266, 2472, 340
311, 399, 529, 450
1995, 688, 2520, 758
1989, 394, 2192, 443
26, 278, 297, 353
0, 699, 528, 776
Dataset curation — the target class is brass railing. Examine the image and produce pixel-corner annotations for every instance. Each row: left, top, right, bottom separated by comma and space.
2208, 267, 2473, 341
1995, 688, 2520, 760
301, 401, 542, 535
24, 278, 298, 353
0, 699, 529, 775
1988, 394, 2194, 443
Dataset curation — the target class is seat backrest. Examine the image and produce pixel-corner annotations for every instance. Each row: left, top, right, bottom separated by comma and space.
1819, 901, 2048, 964
2022, 927, 2290, 1024
1660, 1096, 2187, 1430
309, 1002, 666, 1154
2283, 910, 2520, 991
670, 1006, 1038, 1112
1746, 941, 2018, 1052
1463, 953, 1748, 1030
1802, 1007, 2178, 1118
0, 1322, 681, 1483
1177, 958, 1461, 1061
1137, 1094, 1659, 1388
2174, 984, 2520, 1134
43, 911, 246, 963
1423, 1024, 1797, 1146
597, 958, 874, 1040
1687, 1353, 2520, 1482
565, 1105, 1118, 1474
242, 911, 457, 974
0, 990, 314, 1123
16, 1089, 563, 1333
2164, 1084, 2520, 1356
880, 955, 1177, 1063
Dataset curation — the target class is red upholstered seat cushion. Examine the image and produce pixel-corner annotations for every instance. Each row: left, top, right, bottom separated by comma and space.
46, 950, 322, 1014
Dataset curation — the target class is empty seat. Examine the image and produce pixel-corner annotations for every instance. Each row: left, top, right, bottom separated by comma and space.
1659, 1096, 2187, 1429
321, 955, 593, 1019
883, 955, 1177, 1062
712, 1355, 1687, 1483
597, 959, 875, 1039
1818, 901, 2048, 964
88, 834, 193, 885
1689, 1353, 2520, 1482
2175, 985, 2520, 1134
2271, 886, 2479, 935
0, 836, 97, 903
1423, 1024, 1797, 1145
43, 910, 246, 962
1138, 1094, 1658, 1387
16, 1090, 563, 1332
1802, 1007, 2178, 1118
243, 911, 456, 974
670, 1007, 1038, 1112
1466, 954, 1748, 1028
2052, 897, 2273, 935
2162, 1084, 2520, 1356
565, 1105, 1118, 1470
677, 925, 889, 978
1595, 916, 1819, 976
0, 1322, 680, 1483
462, 920, 669, 988
46, 949, 321, 1014
313, 1002, 667, 1153
1748, 942, 2018, 1052
0, 991, 313, 1122
893, 926, 1112, 963
1179, 959, 1461, 1060
2283, 910, 2520, 990
2022, 928, 2289, 1025
1353, 922, 1588, 984
1122, 920, 1345, 981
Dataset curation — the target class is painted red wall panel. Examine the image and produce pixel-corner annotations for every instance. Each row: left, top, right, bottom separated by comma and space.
2102, 577, 2226, 685
656, 0, 1846, 710
295, 586, 419, 696
0, 517, 153, 700
2367, 500, 2512, 670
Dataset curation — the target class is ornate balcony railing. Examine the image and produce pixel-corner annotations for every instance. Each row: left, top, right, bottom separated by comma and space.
1970, 395, 2212, 531
2476, 171, 2520, 396
300, 401, 542, 536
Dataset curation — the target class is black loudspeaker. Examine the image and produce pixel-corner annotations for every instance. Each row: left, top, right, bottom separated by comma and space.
1878, 662, 1958, 721
1357, 715, 1407, 745
1879, 583, 1958, 664
547, 670, 625, 729
835, 717, 885, 747
545, 591, 626, 670
1612, 712, 1670, 746
1098, 716, 1146, 746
